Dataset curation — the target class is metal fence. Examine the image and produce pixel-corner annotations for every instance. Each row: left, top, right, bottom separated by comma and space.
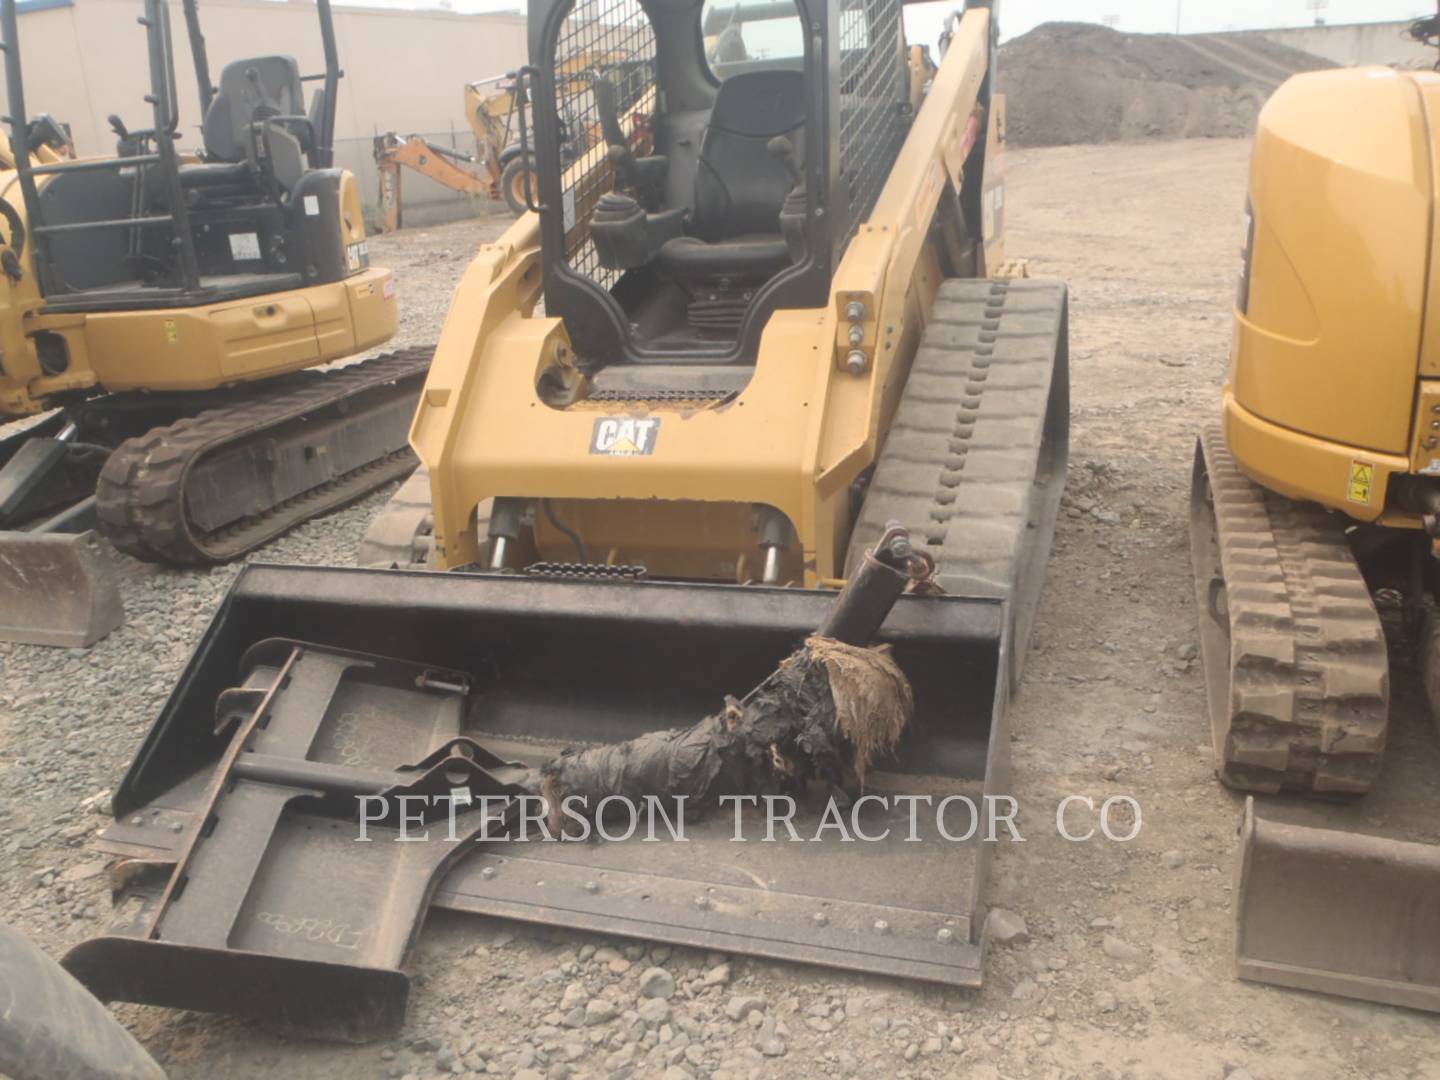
551, 0, 657, 287
837, 0, 905, 251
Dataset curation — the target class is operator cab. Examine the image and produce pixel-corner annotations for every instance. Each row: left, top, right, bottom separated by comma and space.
528, 0, 909, 396
2, 0, 357, 312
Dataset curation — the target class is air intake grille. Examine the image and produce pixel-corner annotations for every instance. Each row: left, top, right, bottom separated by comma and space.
837, 0, 905, 251
552, 0, 657, 290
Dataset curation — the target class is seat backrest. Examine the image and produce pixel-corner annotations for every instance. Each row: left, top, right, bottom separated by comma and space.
203, 55, 305, 163
307, 86, 328, 156
691, 69, 805, 243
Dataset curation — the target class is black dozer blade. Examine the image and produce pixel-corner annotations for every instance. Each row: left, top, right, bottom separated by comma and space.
67, 545, 1015, 1039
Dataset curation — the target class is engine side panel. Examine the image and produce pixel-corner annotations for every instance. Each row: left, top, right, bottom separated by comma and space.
1231, 67, 1430, 457
1417, 72, 1440, 377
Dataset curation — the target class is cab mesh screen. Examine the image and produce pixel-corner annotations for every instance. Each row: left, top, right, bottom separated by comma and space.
552, 0, 657, 289
837, 0, 904, 250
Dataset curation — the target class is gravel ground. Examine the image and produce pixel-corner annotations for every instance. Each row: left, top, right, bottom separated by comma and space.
4, 144, 1440, 1080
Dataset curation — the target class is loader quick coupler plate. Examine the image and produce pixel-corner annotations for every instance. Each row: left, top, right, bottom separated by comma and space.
65, 641, 531, 1041
67, 558, 1013, 1037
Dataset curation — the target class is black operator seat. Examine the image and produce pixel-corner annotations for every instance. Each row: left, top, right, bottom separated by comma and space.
657, 68, 804, 280
180, 55, 309, 192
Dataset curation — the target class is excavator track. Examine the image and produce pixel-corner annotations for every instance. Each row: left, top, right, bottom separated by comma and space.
846, 277, 1070, 691
96, 349, 432, 565
1190, 427, 1389, 795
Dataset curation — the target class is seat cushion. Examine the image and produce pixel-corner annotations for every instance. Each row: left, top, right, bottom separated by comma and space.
657, 234, 791, 280
177, 161, 253, 189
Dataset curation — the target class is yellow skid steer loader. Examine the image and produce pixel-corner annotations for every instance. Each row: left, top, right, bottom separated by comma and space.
61, 0, 1070, 1037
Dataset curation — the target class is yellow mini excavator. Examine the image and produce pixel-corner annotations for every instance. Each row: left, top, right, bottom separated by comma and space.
0, 0, 426, 647
61, 0, 1070, 1035
1191, 35, 1440, 1013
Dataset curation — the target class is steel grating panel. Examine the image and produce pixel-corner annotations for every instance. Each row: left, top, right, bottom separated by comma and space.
552, 0, 657, 289
837, 0, 905, 250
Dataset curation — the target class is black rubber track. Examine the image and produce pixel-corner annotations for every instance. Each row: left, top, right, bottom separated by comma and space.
1190, 427, 1389, 795
0, 921, 163, 1080
96, 348, 432, 566
845, 277, 1070, 692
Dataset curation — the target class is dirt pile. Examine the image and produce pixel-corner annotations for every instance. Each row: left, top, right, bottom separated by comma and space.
998, 21, 1334, 147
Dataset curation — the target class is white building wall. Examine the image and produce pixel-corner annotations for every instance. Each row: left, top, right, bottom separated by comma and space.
1253, 20, 1434, 69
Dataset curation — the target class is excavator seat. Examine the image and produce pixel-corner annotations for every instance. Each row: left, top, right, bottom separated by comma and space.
657, 69, 804, 282
179, 55, 310, 193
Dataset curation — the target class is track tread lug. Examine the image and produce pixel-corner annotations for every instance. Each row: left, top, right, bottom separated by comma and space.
1190, 427, 1388, 796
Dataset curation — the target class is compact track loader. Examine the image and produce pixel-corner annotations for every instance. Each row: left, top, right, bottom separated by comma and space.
0, 0, 426, 647
1190, 48, 1440, 1012
65, 0, 1069, 1035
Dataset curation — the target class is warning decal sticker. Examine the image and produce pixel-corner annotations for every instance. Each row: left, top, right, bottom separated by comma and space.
1347, 460, 1374, 505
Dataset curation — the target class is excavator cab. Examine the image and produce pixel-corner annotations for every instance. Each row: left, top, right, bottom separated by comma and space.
0, 0, 419, 649
9, 0, 361, 313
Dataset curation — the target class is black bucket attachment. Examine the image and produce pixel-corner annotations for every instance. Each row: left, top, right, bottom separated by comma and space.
0, 530, 123, 647
68, 563, 1011, 1038
1236, 797, 1440, 1013
0, 414, 122, 649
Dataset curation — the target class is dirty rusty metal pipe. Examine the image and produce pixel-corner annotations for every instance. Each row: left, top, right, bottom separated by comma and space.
816, 523, 914, 645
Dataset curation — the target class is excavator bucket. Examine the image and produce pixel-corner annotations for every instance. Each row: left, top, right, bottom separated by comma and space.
0, 530, 123, 648
1236, 797, 1440, 1013
67, 562, 1014, 1036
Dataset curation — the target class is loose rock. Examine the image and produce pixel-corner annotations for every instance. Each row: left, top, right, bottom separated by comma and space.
1102, 935, 1146, 965
584, 999, 618, 1025
702, 963, 732, 986
725, 995, 767, 1021
985, 908, 1030, 946
639, 966, 677, 999
638, 998, 671, 1025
